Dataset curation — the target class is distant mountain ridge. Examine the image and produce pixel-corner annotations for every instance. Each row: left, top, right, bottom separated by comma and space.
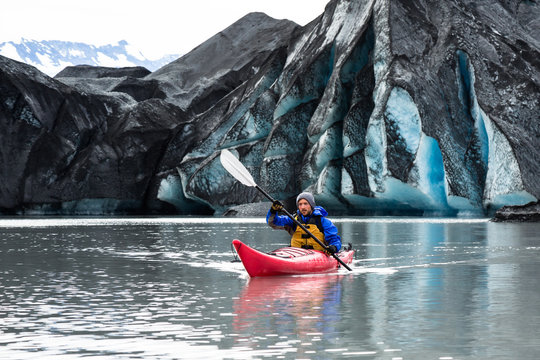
0, 39, 179, 76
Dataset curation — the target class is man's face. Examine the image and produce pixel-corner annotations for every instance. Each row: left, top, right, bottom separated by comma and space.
298, 199, 312, 216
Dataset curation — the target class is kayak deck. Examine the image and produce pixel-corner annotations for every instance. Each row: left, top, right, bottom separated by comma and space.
232, 239, 354, 277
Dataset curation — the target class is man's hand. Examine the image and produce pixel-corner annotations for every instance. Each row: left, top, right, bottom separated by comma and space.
327, 245, 338, 254
271, 200, 284, 213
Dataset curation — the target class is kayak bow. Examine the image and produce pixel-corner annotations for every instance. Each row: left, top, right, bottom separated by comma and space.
232, 239, 354, 277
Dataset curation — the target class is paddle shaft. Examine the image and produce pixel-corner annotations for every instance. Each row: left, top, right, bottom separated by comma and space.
256, 186, 352, 271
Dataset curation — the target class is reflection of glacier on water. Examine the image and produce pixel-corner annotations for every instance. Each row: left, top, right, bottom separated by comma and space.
0, 218, 539, 359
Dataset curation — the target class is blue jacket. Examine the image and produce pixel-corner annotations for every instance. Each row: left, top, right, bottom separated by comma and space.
266, 206, 341, 251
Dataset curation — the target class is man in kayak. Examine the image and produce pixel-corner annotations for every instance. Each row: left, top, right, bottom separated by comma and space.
266, 192, 341, 254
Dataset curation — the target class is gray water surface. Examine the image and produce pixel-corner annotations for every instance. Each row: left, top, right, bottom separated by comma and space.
1, 217, 539, 359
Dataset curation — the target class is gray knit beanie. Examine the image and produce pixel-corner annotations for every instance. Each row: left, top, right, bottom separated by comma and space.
296, 192, 316, 209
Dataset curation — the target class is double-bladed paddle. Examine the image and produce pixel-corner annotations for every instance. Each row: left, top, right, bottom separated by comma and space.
220, 149, 352, 271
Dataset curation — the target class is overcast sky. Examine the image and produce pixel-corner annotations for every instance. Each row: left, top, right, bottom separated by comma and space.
1, 0, 329, 59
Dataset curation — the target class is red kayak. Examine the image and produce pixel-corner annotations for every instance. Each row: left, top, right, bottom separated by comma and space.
232, 239, 354, 277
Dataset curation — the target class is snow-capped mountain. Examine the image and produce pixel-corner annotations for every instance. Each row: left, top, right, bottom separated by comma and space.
0, 39, 179, 76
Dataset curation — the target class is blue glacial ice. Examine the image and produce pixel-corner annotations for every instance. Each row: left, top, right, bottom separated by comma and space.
157, 174, 186, 210
412, 134, 448, 209
365, 86, 453, 213
456, 50, 536, 210
273, 93, 318, 121
384, 87, 421, 155
361, 52, 536, 215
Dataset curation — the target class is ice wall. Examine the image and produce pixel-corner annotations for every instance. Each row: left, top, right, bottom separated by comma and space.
482, 109, 536, 208
368, 86, 451, 212
455, 50, 536, 210
156, 0, 538, 216
171, 1, 537, 216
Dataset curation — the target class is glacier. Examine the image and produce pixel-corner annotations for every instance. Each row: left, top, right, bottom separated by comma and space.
365, 87, 452, 214
454, 50, 535, 212
0, 1, 538, 217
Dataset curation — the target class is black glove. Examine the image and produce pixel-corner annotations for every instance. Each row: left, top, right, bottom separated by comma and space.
327, 245, 338, 254
270, 200, 283, 213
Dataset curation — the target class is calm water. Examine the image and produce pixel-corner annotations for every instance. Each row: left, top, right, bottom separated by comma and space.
1, 217, 539, 359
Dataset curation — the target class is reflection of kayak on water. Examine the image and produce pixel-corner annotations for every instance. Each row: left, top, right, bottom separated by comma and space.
235, 275, 342, 308
233, 275, 344, 338
232, 239, 354, 277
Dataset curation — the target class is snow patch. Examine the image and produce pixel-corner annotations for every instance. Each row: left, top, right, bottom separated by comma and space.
96, 52, 133, 68
68, 49, 84, 57
0, 43, 23, 61
35, 52, 60, 77
125, 43, 146, 61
